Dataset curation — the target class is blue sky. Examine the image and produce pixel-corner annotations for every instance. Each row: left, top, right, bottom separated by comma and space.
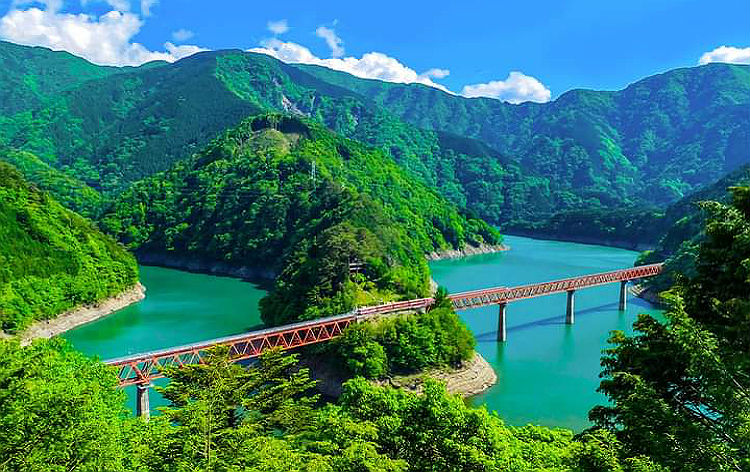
1, 0, 748, 102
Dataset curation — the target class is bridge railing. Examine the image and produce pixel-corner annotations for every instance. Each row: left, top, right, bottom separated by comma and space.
106, 313, 356, 387
106, 263, 663, 386
449, 263, 662, 309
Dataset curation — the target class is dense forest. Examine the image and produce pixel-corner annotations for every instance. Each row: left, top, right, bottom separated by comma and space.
300, 62, 750, 206
3, 185, 748, 471
1, 41, 747, 229
0, 38, 748, 471
636, 164, 750, 290
0, 146, 103, 217
101, 113, 500, 325
0, 187, 750, 472
0, 161, 138, 332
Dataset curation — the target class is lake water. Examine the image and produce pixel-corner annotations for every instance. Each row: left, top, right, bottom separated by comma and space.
63, 266, 267, 411
429, 235, 662, 430
64, 235, 661, 429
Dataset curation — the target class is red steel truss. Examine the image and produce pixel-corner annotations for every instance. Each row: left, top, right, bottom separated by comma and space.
106, 263, 662, 386
107, 315, 355, 387
448, 263, 663, 310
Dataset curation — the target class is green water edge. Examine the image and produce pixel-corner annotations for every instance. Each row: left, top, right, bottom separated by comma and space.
63, 235, 662, 430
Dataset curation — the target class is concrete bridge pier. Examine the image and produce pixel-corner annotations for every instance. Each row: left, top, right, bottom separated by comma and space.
619, 281, 628, 311
136, 383, 152, 421
497, 303, 507, 342
566, 290, 575, 325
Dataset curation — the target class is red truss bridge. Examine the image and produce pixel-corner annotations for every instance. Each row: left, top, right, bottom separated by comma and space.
105, 263, 662, 416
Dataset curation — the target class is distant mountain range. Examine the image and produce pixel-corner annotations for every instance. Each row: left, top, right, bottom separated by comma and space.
1, 40, 748, 227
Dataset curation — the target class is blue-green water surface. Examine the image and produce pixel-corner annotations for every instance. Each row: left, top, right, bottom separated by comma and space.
64, 236, 661, 429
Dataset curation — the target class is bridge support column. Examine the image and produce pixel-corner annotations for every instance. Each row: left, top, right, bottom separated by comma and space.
566, 290, 575, 325
619, 281, 628, 311
136, 383, 151, 421
497, 303, 507, 342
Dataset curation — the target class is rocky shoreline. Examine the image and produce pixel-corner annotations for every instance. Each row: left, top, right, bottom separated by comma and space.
504, 229, 654, 252
303, 351, 497, 399
15, 283, 146, 344
630, 283, 665, 307
136, 251, 277, 282
376, 352, 498, 397
426, 243, 508, 261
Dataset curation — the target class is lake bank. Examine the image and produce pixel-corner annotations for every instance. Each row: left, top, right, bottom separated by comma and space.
426, 242, 508, 261
2, 283, 146, 344
302, 351, 497, 399
429, 235, 664, 430
504, 228, 654, 252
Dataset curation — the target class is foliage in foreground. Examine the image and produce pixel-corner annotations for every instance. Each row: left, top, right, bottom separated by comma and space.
0, 161, 138, 332
592, 186, 750, 471
0, 338, 128, 472
0, 337, 666, 472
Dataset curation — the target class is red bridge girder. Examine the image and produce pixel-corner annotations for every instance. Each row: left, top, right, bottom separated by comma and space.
107, 315, 355, 387
105, 263, 662, 386
448, 263, 663, 310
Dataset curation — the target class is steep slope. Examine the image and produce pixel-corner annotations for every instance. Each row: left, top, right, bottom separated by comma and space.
1, 41, 747, 231
0, 161, 138, 333
101, 114, 500, 325
299, 62, 750, 205
0, 146, 103, 217
0, 40, 125, 114
635, 164, 750, 291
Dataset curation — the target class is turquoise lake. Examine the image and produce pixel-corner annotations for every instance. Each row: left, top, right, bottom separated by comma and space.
64, 235, 661, 429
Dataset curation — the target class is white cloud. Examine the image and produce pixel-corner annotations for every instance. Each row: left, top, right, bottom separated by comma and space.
13, 0, 63, 12
0, 5, 207, 66
267, 19, 288, 35
698, 45, 750, 65
250, 38, 449, 91
461, 71, 551, 103
420, 68, 450, 79
315, 26, 344, 57
80, 0, 130, 12
171, 28, 193, 42
140, 0, 156, 17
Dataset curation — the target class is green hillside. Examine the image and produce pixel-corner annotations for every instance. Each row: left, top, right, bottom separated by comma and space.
299, 61, 750, 206
101, 114, 500, 325
1, 41, 745, 232
637, 164, 750, 291
0, 146, 103, 217
0, 161, 138, 332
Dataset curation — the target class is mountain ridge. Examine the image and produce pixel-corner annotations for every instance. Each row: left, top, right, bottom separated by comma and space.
0, 41, 747, 232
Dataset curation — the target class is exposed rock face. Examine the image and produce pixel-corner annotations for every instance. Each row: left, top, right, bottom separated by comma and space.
426, 243, 508, 261
303, 351, 497, 399
630, 283, 665, 307
376, 352, 498, 397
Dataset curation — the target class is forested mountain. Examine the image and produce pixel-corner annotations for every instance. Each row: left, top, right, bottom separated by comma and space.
0, 146, 103, 217
637, 164, 750, 291
0, 161, 138, 332
101, 114, 500, 325
300, 62, 750, 207
1, 40, 746, 230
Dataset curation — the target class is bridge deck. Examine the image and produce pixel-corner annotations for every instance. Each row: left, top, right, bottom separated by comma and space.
106, 263, 662, 386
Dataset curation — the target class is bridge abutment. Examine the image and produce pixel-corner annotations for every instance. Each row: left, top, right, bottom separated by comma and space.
566, 290, 575, 325
136, 383, 152, 421
619, 281, 628, 311
497, 303, 507, 342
